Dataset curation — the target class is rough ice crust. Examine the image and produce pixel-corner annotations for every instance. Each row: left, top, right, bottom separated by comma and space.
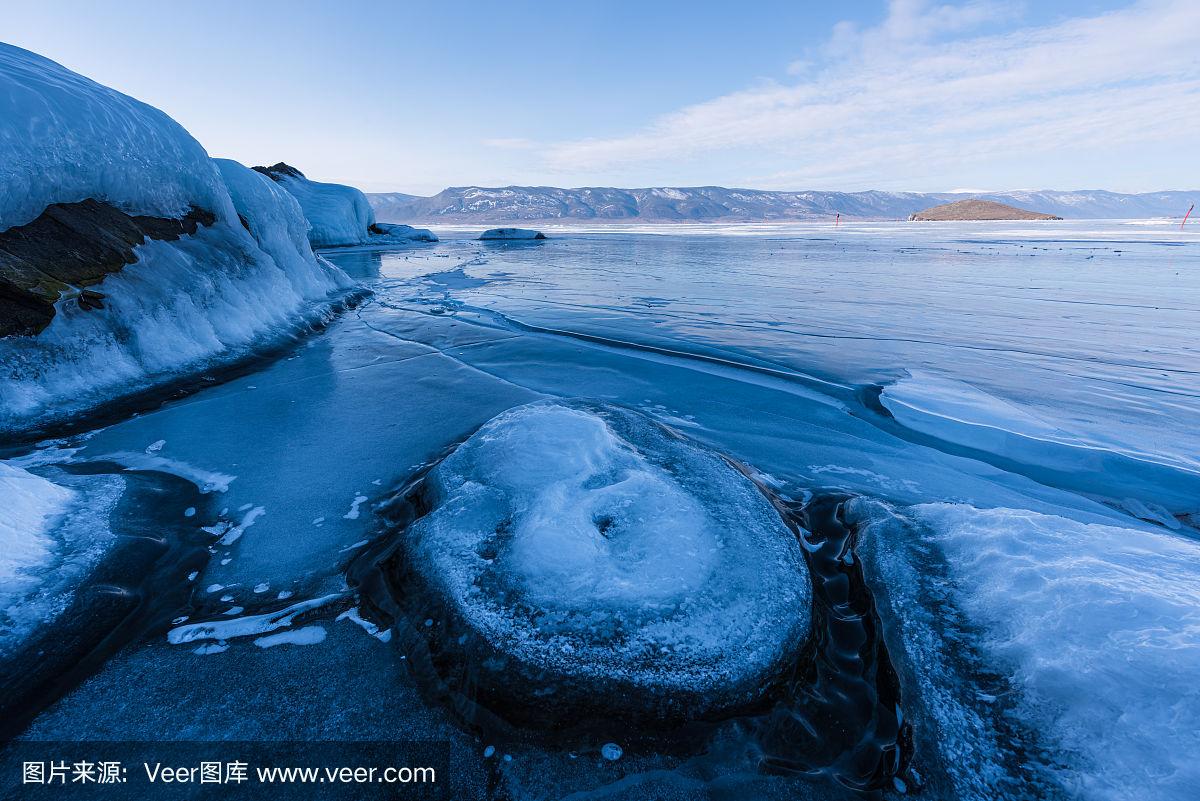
0, 463, 122, 657
0, 462, 73, 600
0, 44, 233, 233
406, 401, 811, 717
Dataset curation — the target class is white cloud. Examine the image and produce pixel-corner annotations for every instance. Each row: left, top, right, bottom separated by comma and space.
482, 137, 537, 150
543, 0, 1200, 188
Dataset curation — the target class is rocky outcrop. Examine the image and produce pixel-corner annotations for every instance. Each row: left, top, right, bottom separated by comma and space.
0, 199, 214, 337
908, 199, 1062, 221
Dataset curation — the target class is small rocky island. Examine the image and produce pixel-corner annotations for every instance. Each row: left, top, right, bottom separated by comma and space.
909, 199, 1062, 221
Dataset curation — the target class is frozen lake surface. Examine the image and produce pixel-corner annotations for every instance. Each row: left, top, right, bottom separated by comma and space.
4, 220, 1198, 800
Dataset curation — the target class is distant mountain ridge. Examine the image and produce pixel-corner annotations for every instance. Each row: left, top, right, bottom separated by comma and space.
367, 186, 1197, 222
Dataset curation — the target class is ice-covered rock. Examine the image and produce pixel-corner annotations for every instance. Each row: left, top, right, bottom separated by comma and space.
478, 227, 546, 240
368, 222, 438, 243
851, 499, 1200, 801
386, 401, 811, 726
253, 163, 377, 247
0, 49, 351, 432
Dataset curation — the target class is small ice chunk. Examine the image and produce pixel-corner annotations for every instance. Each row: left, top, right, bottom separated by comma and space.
253, 626, 327, 649
253, 582, 270, 593
601, 743, 623, 761
145, 440, 166, 454
343, 494, 368, 520
183, 507, 196, 518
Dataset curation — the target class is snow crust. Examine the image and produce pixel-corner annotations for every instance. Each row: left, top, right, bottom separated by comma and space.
0, 44, 233, 232
406, 401, 810, 705
269, 171, 376, 247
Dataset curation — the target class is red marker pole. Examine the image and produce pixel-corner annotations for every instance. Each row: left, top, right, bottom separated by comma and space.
1183, 203, 1194, 230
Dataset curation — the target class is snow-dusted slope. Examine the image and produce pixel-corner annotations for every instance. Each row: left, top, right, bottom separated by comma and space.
0, 46, 350, 432
0, 45, 233, 233
368, 186, 1198, 222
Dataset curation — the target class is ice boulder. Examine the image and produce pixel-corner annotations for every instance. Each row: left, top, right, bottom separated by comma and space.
478, 227, 546, 241
370, 401, 811, 727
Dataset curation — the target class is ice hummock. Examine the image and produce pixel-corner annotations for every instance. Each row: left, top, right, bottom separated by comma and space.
397, 400, 811, 724
254, 163, 377, 247
852, 500, 1200, 801
0, 44, 233, 233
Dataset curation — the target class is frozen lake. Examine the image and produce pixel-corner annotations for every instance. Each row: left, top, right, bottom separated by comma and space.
5, 220, 1199, 800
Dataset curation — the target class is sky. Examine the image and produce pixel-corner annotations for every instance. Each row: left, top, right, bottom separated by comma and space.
5, 0, 1199, 195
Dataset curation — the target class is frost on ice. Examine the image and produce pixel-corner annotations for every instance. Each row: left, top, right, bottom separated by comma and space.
385, 401, 811, 725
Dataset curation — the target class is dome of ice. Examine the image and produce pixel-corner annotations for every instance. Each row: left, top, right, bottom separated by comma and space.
397, 401, 812, 726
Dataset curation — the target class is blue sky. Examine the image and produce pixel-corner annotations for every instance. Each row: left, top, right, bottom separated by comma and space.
5, 0, 1197, 194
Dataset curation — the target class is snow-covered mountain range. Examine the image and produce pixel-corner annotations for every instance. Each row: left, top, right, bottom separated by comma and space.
369, 186, 1198, 222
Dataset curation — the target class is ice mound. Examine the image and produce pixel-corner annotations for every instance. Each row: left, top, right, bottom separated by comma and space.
394, 400, 811, 726
253, 163, 377, 247
0, 44, 232, 233
852, 500, 1200, 801
479, 227, 546, 240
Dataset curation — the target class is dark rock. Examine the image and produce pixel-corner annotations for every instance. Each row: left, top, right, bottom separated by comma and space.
0, 200, 215, 338
252, 162, 305, 182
